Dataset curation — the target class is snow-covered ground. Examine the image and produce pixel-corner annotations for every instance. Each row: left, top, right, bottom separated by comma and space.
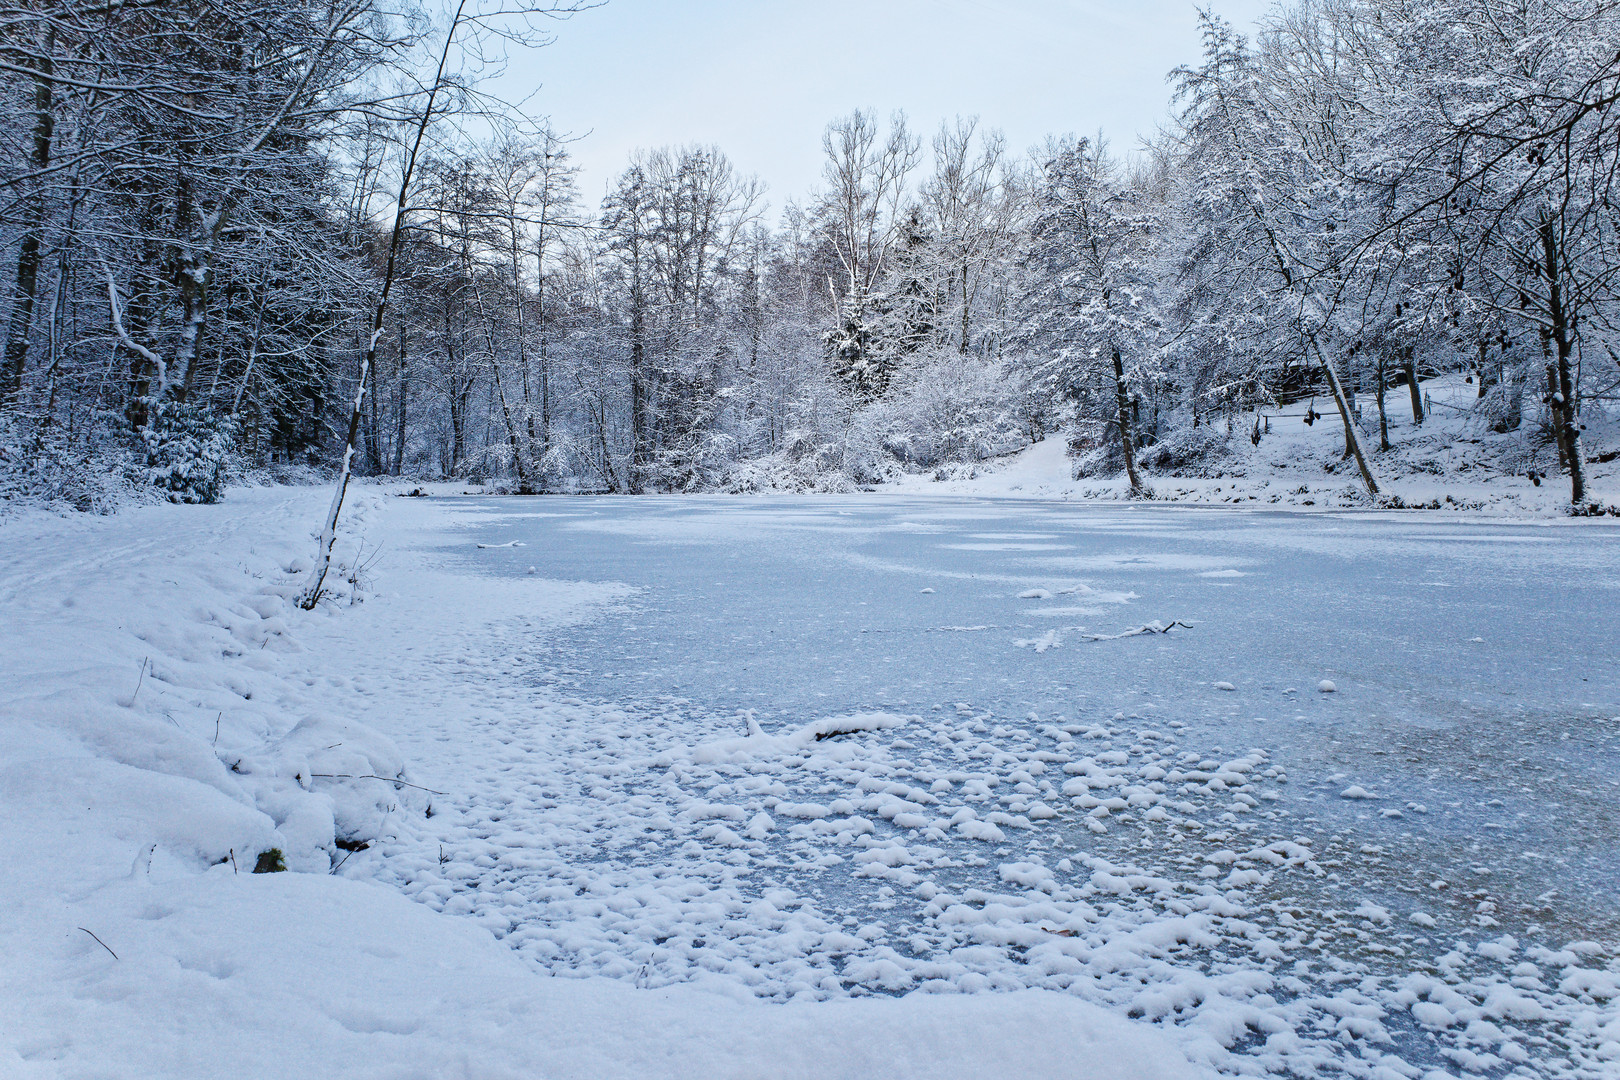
4, 482, 1618, 1078
892, 375, 1618, 515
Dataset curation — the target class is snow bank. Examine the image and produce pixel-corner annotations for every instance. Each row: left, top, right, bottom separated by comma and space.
4, 856, 1187, 1079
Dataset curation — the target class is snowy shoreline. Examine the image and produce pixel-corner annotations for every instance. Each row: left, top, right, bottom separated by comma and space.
375, 376, 1616, 519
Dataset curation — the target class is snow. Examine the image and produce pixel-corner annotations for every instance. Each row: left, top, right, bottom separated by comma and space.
4, 482, 1619, 1078
886, 374, 1617, 515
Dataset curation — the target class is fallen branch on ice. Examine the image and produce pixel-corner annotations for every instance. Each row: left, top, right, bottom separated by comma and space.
1079, 620, 1193, 642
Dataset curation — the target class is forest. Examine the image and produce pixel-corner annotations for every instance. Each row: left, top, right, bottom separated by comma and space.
2, 0, 1618, 510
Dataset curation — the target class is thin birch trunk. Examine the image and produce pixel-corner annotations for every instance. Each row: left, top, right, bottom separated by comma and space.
301, 0, 466, 609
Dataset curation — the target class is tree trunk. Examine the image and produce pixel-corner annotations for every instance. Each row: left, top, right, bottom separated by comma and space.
1342, 386, 1356, 460
392, 314, 407, 475
1401, 347, 1423, 424
959, 262, 970, 354
0, 27, 54, 406
168, 215, 216, 401
448, 353, 468, 475
468, 275, 533, 492
300, 0, 466, 609
231, 285, 266, 415
1546, 363, 1570, 472
362, 334, 383, 474
489, 359, 533, 492
1375, 354, 1390, 451
1541, 215, 1586, 505
629, 300, 648, 494
1312, 339, 1379, 497
1112, 346, 1143, 495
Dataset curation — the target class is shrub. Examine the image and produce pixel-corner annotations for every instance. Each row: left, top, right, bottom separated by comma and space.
131, 402, 238, 504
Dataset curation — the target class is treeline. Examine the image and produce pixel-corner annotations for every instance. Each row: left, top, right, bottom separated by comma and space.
2, 0, 1616, 508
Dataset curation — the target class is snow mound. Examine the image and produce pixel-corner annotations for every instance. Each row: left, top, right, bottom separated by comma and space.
685, 712, 913, 764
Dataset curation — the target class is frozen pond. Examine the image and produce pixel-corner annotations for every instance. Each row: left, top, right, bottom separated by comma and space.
374, 495, 1620, 1077
458, 496, 1620, 924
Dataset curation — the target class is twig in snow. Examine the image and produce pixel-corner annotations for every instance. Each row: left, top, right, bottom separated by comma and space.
308, 773, 446, 795
125, 657, 149, 707
78, 927, 117, 960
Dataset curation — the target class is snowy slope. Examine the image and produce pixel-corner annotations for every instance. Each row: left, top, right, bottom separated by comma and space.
890, 375, 1618, 514
0, 487, 1197, 1079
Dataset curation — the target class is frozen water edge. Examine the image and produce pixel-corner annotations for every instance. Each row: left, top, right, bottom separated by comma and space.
0, 486, 1201, 1080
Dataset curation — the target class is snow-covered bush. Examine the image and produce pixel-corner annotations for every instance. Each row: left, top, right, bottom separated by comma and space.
1137, 425, 1246, 477
867, 352, 1032, 469
0, 413, 136, 514
1472, 378, 1524, 434
1069, 431, 1123, 480
132, 403, 239, 504
719, 449, 861, 493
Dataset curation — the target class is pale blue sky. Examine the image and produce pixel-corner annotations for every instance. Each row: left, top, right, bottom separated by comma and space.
504, 0, 1272, 212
